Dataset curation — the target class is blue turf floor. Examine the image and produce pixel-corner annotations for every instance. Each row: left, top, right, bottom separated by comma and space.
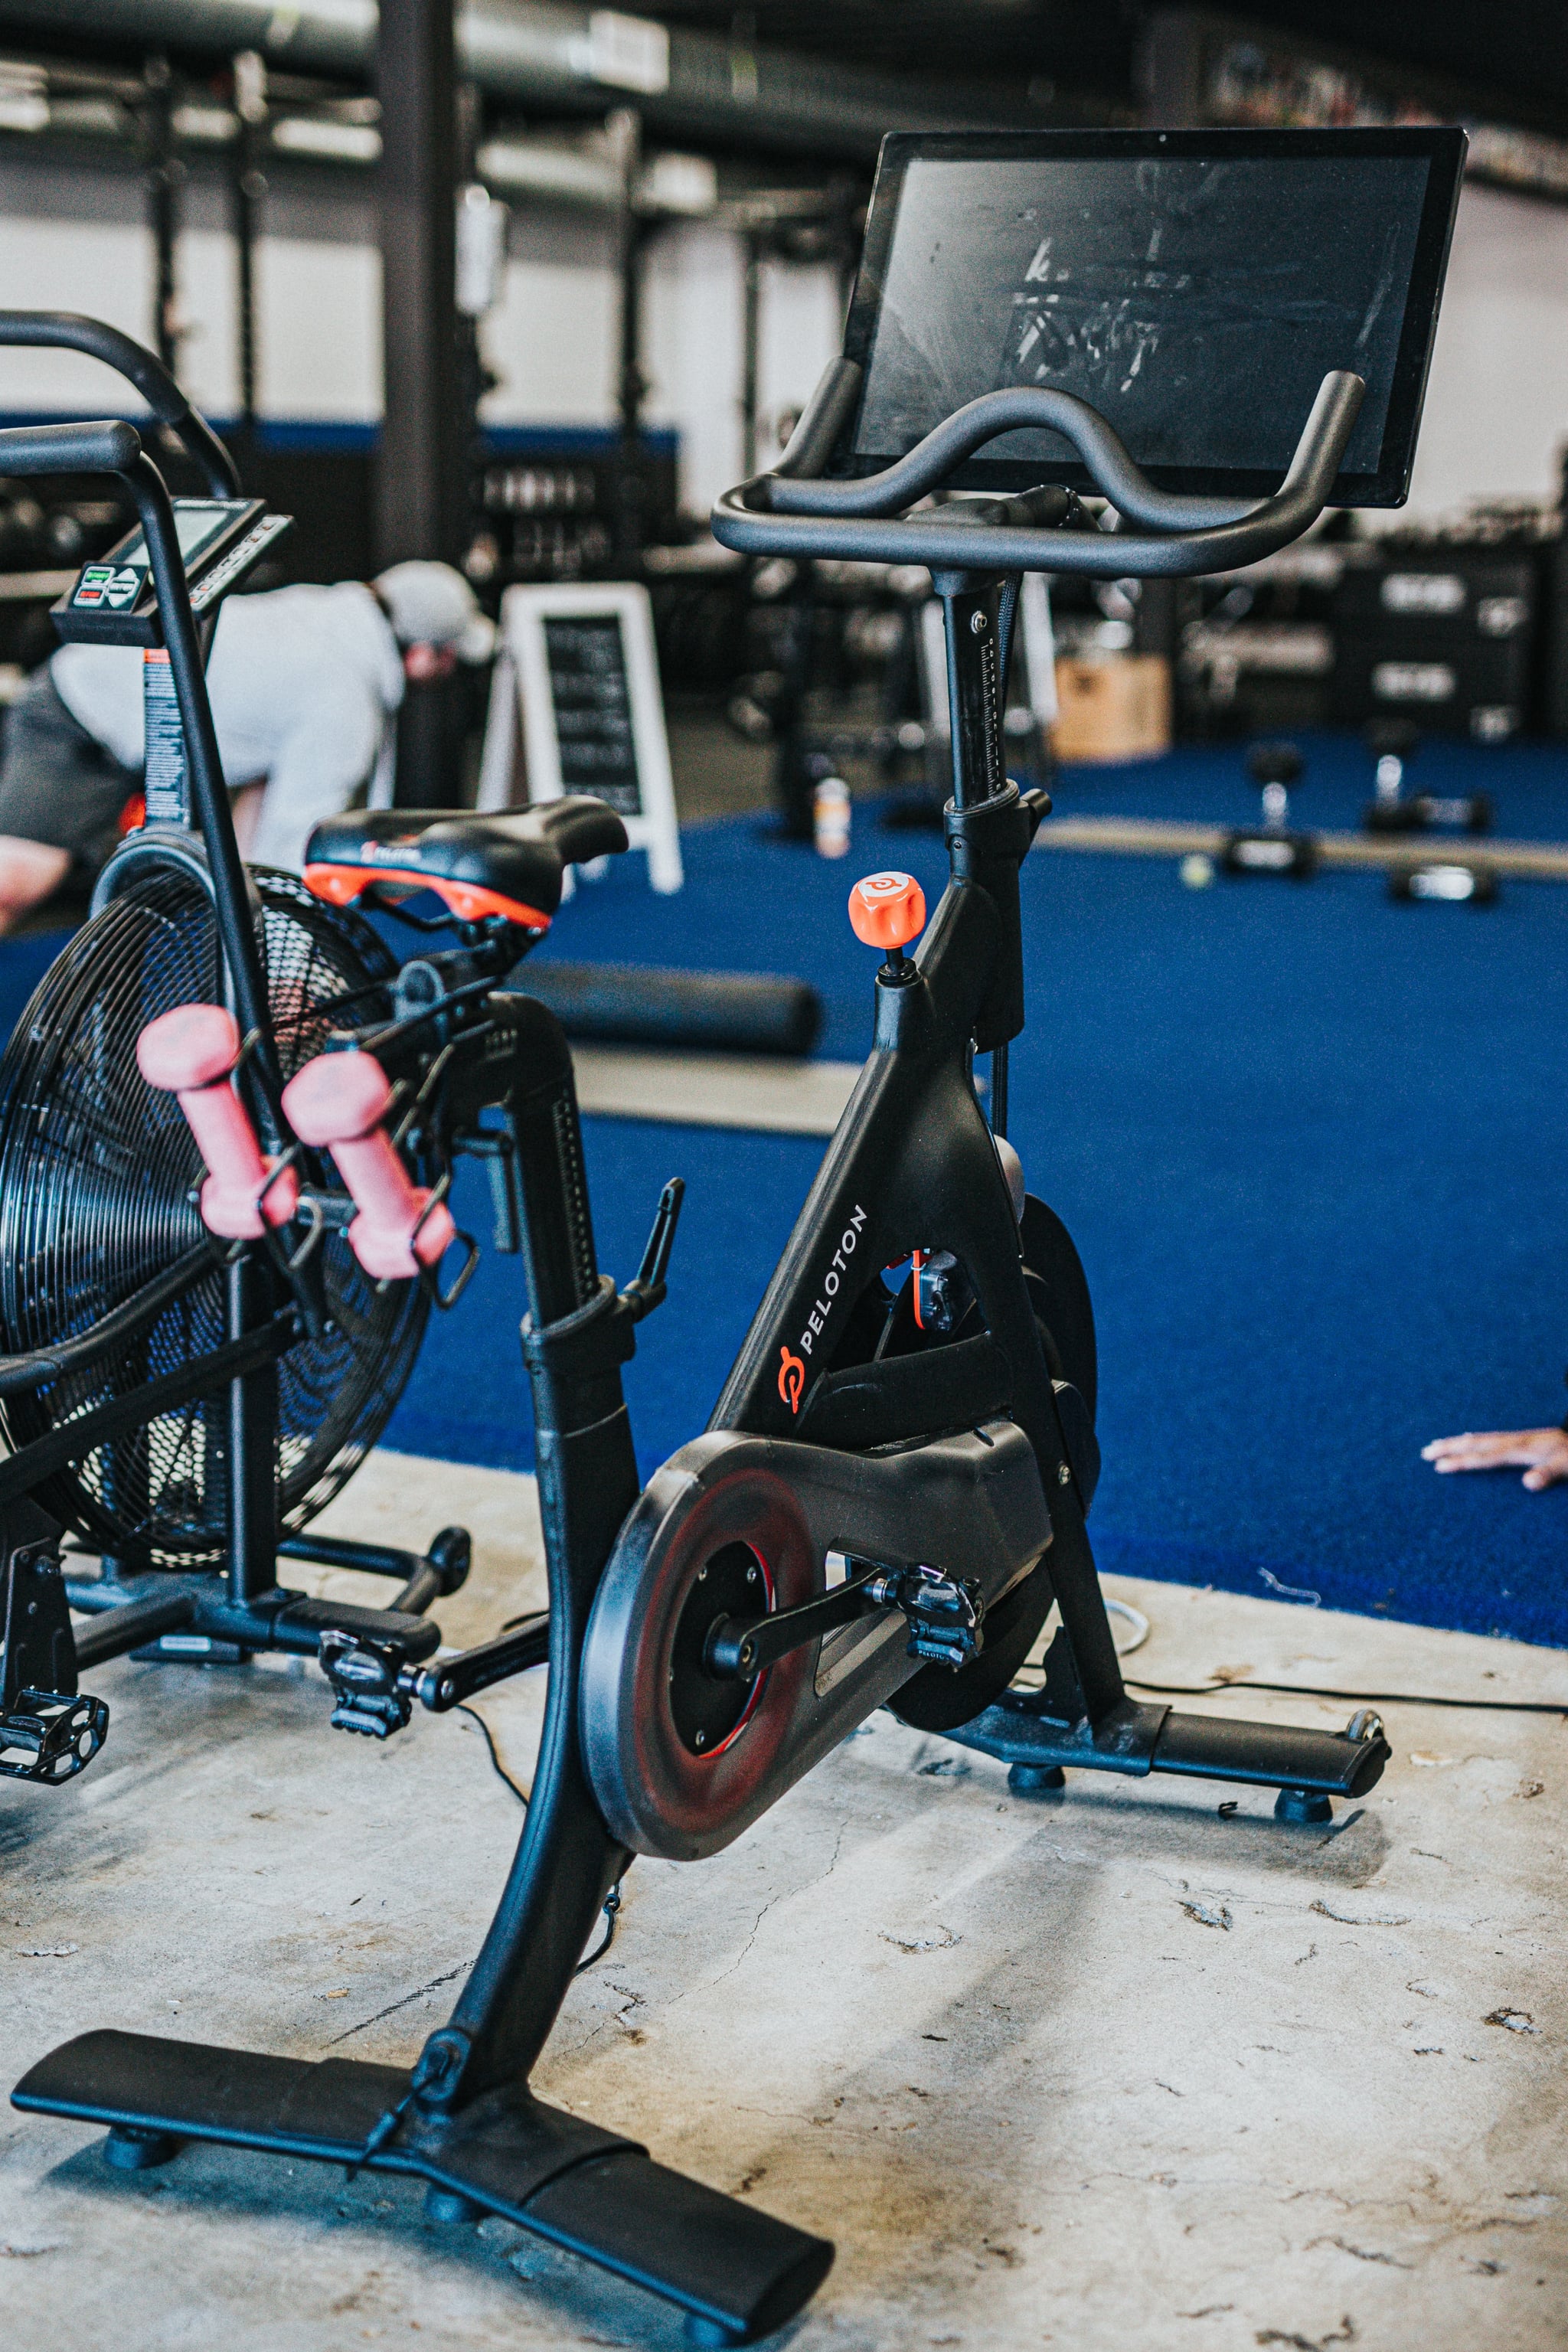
5, 730, 1568, 1650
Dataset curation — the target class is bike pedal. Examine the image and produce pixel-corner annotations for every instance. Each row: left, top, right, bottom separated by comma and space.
0, 1689, 109, 1785
320, 1631, 414, 1739
895, 1568, 986, 1670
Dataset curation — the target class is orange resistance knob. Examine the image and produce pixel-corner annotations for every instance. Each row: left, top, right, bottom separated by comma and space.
849, 870, 926, 952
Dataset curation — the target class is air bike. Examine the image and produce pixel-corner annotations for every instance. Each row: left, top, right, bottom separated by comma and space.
12, 127, 1464, 2347
0, 311, 643, 1787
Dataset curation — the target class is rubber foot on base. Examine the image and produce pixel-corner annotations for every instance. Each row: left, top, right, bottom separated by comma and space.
1008, 1763, 1067, 1795
1275, 1786, 1333, 1825
423, 2184, 482, 2225
684, 2318, 745, 2349
103, 2125, 183, 2171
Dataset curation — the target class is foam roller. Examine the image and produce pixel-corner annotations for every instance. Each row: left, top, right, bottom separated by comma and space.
521, 962, 822, 1057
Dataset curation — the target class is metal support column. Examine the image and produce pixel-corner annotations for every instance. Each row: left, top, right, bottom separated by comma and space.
377, 0, 467, 805
230, 50, 267, 456
143, 54, 182, 380
740, 231, 763, 479
609, 106, 647, 571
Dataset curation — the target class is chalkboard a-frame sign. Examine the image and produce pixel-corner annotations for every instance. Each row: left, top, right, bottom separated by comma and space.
498, 581, 683, 893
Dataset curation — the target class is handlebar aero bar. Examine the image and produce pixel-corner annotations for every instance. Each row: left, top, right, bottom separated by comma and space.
0, 311, 240, 499
0, 416, 277, 1119
711, 359, 1365, 579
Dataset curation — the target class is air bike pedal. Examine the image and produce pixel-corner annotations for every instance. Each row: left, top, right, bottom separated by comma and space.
0, 1499, 106, 1785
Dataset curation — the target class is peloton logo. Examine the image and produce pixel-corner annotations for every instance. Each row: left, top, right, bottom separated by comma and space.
778, 1204, 869, 1413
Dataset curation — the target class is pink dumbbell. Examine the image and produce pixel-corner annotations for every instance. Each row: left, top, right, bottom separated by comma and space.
137, 1003, 300, 1240
281, 1048, 456, 1282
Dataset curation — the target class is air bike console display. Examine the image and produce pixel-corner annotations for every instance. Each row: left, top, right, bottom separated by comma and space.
55, 495, 291, 644
15, 135, 1462, 2350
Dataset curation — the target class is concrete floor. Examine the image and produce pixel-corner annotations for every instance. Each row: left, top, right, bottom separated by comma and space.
3, 1448, 1566, 2351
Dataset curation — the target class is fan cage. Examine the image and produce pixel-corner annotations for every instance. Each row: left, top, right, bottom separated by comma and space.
0, 861, 430, 1570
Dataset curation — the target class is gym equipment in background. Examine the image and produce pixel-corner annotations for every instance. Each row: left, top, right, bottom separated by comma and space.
15, 123, 1462, 2345
1222, 740, 1318, 878
1387, 860, 1499, 906
729, 549, 1058, 841
1361, 719, 1492, 835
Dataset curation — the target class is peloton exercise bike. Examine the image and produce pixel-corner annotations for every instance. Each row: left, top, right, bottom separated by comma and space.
14, 127, 1465, 2347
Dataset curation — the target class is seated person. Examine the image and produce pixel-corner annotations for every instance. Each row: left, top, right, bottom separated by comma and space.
0, 557, 495, 930
1423, 1420, 1568, 1491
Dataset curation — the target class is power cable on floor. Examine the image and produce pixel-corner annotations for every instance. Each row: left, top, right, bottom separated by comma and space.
457, 1700, 530, 1804
455, 1702, 623, 1971
1124, 1677, 1567, 1717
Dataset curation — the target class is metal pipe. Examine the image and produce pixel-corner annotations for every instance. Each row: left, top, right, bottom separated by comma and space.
0, 0, 1019, 159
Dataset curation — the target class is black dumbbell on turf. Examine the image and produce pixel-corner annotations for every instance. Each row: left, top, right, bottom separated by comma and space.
1222, 740, 1317, 878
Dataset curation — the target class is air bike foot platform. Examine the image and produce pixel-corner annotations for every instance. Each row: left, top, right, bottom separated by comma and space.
13, 2032, 831, 2348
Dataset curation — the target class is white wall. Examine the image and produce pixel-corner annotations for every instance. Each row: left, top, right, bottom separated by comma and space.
26, 149, 1568, 526
1393, 181, 1568, 521
0, 149, 844, 520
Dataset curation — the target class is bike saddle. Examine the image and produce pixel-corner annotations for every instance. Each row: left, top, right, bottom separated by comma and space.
303, 797, 629, 929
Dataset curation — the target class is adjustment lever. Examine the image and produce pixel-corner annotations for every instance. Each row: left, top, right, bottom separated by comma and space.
622, 1178, 684, 1321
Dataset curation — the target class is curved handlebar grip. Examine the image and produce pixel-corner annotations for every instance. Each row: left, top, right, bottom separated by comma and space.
0, 312, 240, 496
0, 418, 144, 478
773, 356, 866, 482
769, 377, 1261, 530
713, 370, 1366, 581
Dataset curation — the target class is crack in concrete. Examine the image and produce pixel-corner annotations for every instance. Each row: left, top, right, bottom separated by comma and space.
1309, 2234, 1414, 2268
1256, 2316, 1355, 2350
328, 1960, 469, 2043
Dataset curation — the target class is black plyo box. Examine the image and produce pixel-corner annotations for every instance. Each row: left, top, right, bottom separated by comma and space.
1334, 554, 1536, 650
1329, 634, 1531, 737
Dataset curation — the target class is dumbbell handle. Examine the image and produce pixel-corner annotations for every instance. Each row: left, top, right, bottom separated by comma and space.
280, 1049, 456, 1282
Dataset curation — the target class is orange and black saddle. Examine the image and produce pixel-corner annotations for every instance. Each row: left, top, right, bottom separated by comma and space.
303, 797, 627, 932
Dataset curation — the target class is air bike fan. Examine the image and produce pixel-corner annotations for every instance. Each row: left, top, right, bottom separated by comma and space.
0, 862, 429, 1571
0, 312, 570, 1787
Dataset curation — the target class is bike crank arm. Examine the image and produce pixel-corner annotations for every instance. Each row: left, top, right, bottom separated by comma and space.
704, 1560, 988, 1679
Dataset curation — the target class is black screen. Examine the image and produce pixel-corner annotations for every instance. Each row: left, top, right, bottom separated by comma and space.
544, 615, 642, 813
846, 133, 1463, 505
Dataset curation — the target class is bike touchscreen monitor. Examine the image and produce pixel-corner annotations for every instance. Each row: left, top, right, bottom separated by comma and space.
839, 129, 1466, 506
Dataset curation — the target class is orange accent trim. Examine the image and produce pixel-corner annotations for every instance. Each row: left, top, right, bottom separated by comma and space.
302, 862, 552, 933
911, 1249, 926, 1331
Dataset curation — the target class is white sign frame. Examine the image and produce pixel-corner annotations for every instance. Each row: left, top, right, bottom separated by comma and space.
497, 580, 683, 895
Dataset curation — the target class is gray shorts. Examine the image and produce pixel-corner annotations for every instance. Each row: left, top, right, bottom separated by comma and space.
0, 664, 140, 877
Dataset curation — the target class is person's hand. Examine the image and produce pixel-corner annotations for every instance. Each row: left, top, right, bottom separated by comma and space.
1421, 1427, 1568, 1490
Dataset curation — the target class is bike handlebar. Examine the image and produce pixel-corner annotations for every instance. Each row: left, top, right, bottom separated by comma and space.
0, 312, 240, 498
0, 418, 145, 479
711, 361, 1366, 580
